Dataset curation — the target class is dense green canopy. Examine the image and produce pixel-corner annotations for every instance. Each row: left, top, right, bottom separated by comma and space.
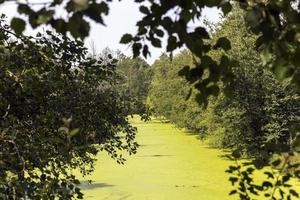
0, 17, 137, 199
1, 0, 299, 99
147, 8, 300, 199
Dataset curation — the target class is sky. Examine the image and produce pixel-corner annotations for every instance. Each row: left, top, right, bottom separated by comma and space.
0, 1, 221, 64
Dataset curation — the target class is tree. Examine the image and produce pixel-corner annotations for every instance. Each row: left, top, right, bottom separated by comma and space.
0, 17, 137, 199
117, 57, 152, 115
205, 8, 300, 158
147, 51, 204, 130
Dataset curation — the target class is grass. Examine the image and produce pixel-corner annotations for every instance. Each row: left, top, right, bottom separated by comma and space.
77, 117, 300, 199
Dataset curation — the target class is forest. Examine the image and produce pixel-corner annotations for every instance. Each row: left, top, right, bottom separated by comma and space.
0, 0, 300, 199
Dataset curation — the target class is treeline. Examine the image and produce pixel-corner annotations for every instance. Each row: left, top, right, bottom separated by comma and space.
97, 48, 153, 116
147, 9, 300, 161
117, 57, 153, 115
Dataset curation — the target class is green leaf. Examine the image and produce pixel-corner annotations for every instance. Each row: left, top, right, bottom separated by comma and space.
201, 56, 215, 67
151, 38, 161, 48
282, 175, 290, 183
245, 10, 260, 31
178, 65, 190, 76
229, 177, 238, 185
190, 67, 204, 81
73, 179, 80, 185
37, 10, 54, 24
194, 27, 210, 39
206, 85, 219, 96
0, 31, 5, 40
289, 189, 299, 198
69, 128, 80, 138
138, 27, 147, 35
231, 149, 241, 159
229, 190, 237, 195
139, 6, 150, 15
18, 4, 32, 15
68, 0, 88, 12
264, 193, 271, 197
214, 37, 231, 51
69, 13, 90, 39
262, 181, 273, 188
221, 2, 232, 15
264, 172, 274, 179
155, 29, 164, 37
120, 34, 133, 44
142, 45, 150, 58
84, 2, 109, 24
51, 18, 68, 34
167, 35, 177, 52
132, 42, 142, 57
11, 17, 26, 35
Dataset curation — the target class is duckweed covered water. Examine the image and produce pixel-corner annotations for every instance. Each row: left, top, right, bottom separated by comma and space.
78, 117, 237, 199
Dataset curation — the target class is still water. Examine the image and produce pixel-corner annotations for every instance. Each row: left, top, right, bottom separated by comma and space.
79, 117, 234, 200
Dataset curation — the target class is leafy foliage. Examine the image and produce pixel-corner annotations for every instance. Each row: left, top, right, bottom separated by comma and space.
124, 0, 300, 103
117, 57, 153, 116
0, 16, 137, 199
9, 0, 111, 39
0, 0, 297, 101
147, 51, 203, 130
147, 8, 300, 199
227, 154, 300, 200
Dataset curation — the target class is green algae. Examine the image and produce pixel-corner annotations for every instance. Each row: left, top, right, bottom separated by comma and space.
78, 117, 236, 199
77, 117, 300, 199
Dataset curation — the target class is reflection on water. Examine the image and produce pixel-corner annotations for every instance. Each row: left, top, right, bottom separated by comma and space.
80, 181, 114, 190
